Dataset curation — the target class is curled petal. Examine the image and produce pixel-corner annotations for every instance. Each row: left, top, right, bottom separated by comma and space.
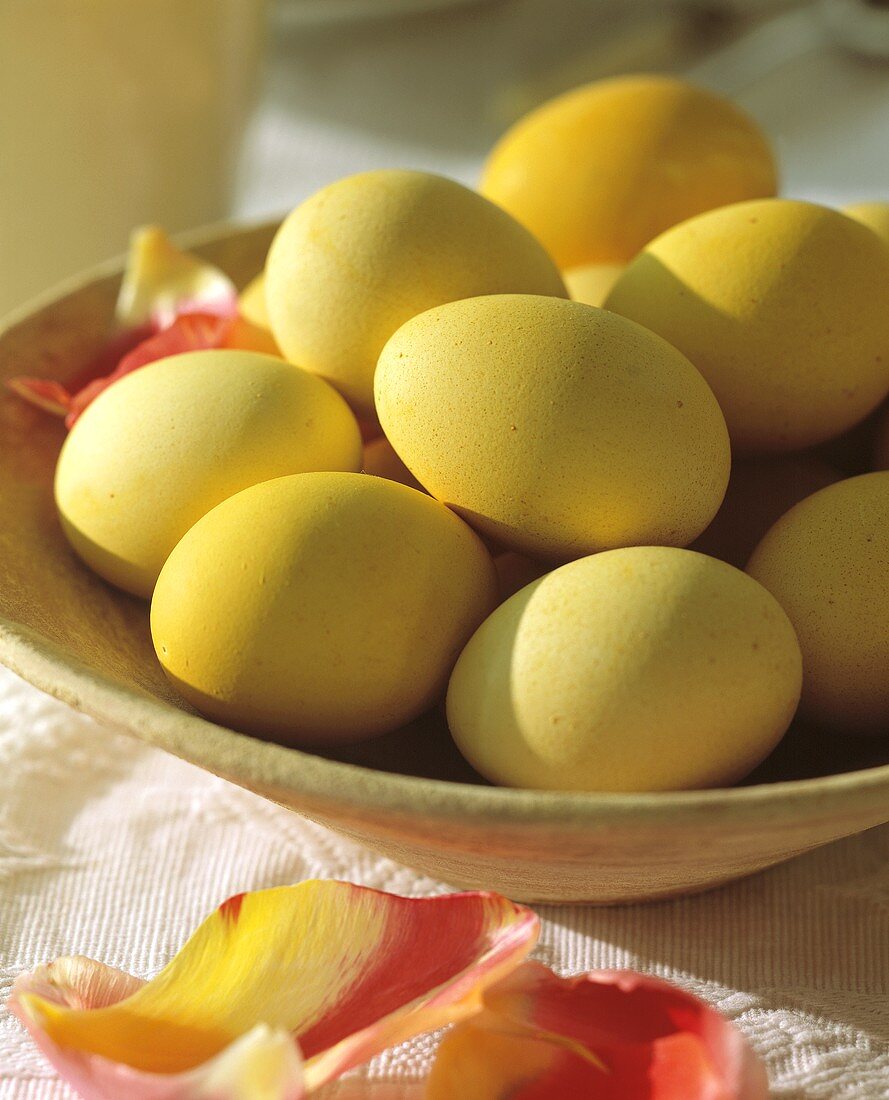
5, 377, 72, 418
8, 312, 281, 429
115, 225, 238, 328
62, 313, 231, 427
107, 311, 232, 377
12, 958, 305, 1099
6, 226, 258, 426
10, 882, 537, 1098
428, 1020, 601, 1099
7, 324, 157, 422
21, 957, 146, 1010
427, 961, 768, 1100
114, 314, 280, 374
62, 313, 281, 424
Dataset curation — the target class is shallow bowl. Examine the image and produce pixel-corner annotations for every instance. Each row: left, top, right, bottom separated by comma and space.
2, 218, 889, 904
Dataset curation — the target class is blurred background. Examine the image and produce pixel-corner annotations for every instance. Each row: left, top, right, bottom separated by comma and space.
2, 0, 888, 317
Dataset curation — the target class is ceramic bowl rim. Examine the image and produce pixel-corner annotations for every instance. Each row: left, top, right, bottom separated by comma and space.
3, 218, 889, 835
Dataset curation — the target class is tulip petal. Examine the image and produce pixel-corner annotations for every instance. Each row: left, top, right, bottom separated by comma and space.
111, 312, 233, 375
427, 961, 768, 1100
5, 225, 256, 425
10, 882, 537, 1098
6, 311, 281, 428
12, 958, 307, 1099
5, 377, 72, 418
7, 324, 158, 422
428, 1021, 600, 1099
115, 225, 238, 328
61, 313, 233, 426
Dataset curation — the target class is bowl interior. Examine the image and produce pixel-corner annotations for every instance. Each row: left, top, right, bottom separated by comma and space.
2, 218, 888, 808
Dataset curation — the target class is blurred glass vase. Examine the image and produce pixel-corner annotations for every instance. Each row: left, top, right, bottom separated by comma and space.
0, 0, 266, 316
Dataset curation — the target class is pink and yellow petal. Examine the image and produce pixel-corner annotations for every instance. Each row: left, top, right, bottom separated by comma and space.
10, 882, 537, 1096
301, 888, 538, 1090
16, 956, 146, 1012
427, 962, 767, 1100
427, 1021, 604, 1100
62, 313, 234, 426
7, 309, 281, 427
5, 377, 72, 418
6, 225, 252, 424
12, 958, 304, 1100
115, 226, 237, 328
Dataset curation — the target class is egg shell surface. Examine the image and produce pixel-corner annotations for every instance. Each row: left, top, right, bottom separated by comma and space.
375, 295, 730, 560
747, 472, 889, 733
843, 201, 889, 245
265, 169, 567, 417
55, 350, 362, 598
151, 471, 498, 744
447, 546, 802, 792
605, 199, 889, 453
480, 74, 776, 268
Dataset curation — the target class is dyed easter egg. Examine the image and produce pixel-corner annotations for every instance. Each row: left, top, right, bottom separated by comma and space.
152, 472, 498, 744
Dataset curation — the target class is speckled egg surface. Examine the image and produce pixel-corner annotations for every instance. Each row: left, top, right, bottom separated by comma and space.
447, 546, 803, 792
605, 199, 889, 454
55, 350, 362, 598
480, 74, 776, 269
747, 472, 889, 733
375, 294, 730, 560
151, 471, 498, 745
264, 169, 567, 417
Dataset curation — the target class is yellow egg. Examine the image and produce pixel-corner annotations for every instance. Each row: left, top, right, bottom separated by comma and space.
480, 75, 776, 269
375, 295, 730, 560
692, 454, 839, 568
55, 350, 361, 598
447, 547, 802, 792
264, 169, 567, 417
562, 262, 624, 307
151, 472, 498, 744
842, 201, 889, 244
238, 272, 270, 330
605, 199, 889, 453
362, 436, 423, 492
747, 472, 889, 733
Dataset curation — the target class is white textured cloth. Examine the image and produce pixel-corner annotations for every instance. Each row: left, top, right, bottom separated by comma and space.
2, 664, 889, 1098
5, 5, 889, 1096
